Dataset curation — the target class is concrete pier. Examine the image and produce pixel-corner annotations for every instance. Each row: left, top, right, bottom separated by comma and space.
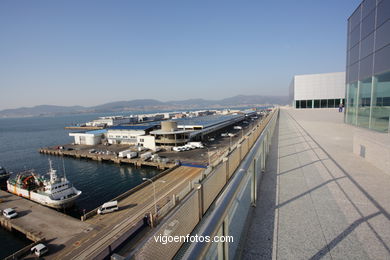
39, 148, 175, 170
0, 190, 91, 258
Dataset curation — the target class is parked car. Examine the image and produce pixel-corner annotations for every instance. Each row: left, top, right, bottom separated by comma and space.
31, 243, 48, 257
3, 208, 17, 219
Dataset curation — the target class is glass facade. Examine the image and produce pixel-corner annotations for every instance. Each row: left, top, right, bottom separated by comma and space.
346, 0, 390, 133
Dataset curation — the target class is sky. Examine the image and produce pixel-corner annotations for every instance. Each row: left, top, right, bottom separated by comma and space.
0, 0, 361, 110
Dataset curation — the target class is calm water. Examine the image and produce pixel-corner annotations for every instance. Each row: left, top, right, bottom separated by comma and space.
0, 113, 161, 257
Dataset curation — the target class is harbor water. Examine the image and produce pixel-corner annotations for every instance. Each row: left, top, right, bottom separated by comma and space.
0, 113, 161, 257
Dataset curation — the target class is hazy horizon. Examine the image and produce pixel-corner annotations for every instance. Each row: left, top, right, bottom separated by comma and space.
0, 1, 360, 110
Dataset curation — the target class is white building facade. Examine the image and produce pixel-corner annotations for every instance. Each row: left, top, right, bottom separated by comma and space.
69, 130, 106, 145
289, 72, 346, 109
106, 125, 156, 145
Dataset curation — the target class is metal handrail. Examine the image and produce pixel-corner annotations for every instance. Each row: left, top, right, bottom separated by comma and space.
182, 108, 279, 259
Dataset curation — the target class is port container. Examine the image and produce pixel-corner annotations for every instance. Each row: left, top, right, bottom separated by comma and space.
126, 152, 138, 159
118, 149, 132, 158
141, 152, 152, 161
187, 142, 204, 148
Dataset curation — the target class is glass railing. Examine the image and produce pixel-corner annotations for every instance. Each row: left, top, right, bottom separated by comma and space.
180, 108, 278, 260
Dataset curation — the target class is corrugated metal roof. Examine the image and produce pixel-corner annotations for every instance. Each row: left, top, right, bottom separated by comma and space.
108, 125, 156, 131
86, 129, 107, 135
174, 114, 243, 128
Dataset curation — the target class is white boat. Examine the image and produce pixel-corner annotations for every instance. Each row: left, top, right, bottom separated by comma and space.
7, 160, 82, 209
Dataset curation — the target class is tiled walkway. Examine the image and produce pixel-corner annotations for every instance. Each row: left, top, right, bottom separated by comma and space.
241, 108, 390, 260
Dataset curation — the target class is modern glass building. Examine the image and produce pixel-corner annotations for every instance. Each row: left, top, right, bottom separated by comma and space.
345, 0, 390, 132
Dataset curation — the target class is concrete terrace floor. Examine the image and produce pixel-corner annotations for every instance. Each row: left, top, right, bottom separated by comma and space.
241, 108, 390, 260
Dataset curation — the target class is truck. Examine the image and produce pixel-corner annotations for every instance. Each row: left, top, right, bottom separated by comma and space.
141, 152, 152, 161
187, 142, 204, 149
118, 149, 132, 158
126, 152, 138, 159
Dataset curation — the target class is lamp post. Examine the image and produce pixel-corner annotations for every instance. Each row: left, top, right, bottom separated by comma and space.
142, 178, 166, 216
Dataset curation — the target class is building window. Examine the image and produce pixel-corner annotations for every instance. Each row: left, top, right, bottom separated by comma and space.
296, 100, 300, 108
328, 99, 335, 108
346, 82, 358, 125
307, 100, 313, 108
371, 71, 390, 132
314, 100, 320, 108
357, 77, 372, 128
320, 99, 327, 108
301, 100, 307, 108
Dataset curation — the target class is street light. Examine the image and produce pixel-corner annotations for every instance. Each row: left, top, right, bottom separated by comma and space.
142, 178, 167, 216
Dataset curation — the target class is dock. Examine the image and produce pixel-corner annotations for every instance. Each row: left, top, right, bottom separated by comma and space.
46, 166, 203, 259
39, 148, 175, 170
0, 165, 203, 259
0, 190, 91, 259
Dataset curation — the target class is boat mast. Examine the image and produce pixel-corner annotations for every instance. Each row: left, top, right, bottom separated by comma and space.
48, 159, 57, 183
62, 157, 67, 180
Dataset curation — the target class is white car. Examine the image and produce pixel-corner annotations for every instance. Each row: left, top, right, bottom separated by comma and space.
3, 208, 18, 219
31, 243, 48, 257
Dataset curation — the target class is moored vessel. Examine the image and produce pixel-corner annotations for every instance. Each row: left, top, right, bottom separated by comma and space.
7, 160, 82, 209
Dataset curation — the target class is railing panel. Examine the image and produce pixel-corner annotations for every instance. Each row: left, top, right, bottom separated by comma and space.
226, 174, 252, 259
228, 148, 240, 178
134, 190, 200, 260
202, 161, 228, 214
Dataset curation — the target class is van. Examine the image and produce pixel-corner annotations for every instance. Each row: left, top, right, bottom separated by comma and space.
97, 201, 119, 214
31, 243, 48, 257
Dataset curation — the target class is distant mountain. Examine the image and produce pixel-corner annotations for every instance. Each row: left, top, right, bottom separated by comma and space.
91, 99, 165, 111
0, 95, 288, 118
0, 105, 85, 118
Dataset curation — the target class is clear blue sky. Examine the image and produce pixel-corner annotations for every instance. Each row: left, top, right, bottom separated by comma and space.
0, 0, 361, 110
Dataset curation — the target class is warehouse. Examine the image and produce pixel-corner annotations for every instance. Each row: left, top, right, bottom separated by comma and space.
69, 129, 107, 145
150, 111, 256, 147
106, 125, 157, 145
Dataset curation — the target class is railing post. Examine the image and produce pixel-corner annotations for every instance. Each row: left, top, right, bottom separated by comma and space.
195, 184, 203, 221
251, 158, 258, 207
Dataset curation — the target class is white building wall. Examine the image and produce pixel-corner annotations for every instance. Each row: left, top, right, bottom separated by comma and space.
69, 133, 102, 145
292, 72, 346, 100
106, 129, 146, 144
137, 135, 156, 151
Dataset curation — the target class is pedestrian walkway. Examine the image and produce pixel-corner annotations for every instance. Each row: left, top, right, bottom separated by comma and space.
241, 108, 390, 260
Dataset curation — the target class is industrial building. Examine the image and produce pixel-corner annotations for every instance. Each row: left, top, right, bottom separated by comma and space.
289, 72, 346, 109
106, 125, 157, 145
69, 130, 107, 145
345, 0, 390, 132
85, 116, 137, 127
150, 111, 257, 147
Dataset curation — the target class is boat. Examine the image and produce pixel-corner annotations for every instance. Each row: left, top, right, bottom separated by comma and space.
0, 166, 11, 181
7, 160, 82, 209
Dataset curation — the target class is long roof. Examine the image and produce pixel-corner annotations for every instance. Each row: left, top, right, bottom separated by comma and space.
174, 114, 244, 128
108, 125, 156, 131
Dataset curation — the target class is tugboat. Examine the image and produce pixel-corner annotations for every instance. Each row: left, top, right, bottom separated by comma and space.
0, 166, 11, 181
7, 160, 82, 209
